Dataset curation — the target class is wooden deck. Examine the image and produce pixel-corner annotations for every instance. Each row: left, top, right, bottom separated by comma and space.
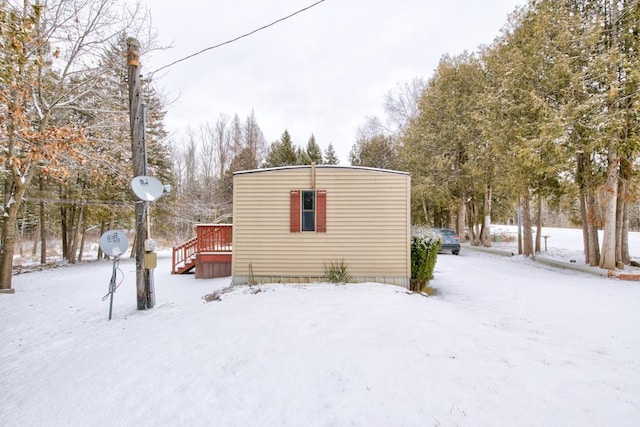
172, 224, 232, 276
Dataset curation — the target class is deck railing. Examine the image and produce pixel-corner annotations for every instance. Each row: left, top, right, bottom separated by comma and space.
197, 224, 233, 252
172, 224, 233, 274
172, 236, 198, 274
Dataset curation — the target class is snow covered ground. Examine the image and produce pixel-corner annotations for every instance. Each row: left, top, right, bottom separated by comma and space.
488, 224, 640, 267
1, 227, 639, 426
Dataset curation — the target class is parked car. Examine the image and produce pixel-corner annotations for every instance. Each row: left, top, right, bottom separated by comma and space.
433, 228, 461, 255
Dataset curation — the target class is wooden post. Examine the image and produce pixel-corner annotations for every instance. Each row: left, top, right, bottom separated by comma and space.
127, 37, 154, 310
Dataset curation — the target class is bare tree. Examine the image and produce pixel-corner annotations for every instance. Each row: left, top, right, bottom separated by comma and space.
199, 123, 216, 205
243, 109, 267, 169
1, 0, 144, 291
212, 114, 232, 178
384, 77, 425, 132
182, 127, 200, 200
230, 114, 243, 158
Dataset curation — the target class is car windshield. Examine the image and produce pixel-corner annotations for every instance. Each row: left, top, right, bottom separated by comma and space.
440, 229, 456, 237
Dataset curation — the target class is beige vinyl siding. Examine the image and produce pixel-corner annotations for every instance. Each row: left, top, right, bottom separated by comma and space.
232, 166, 410, 287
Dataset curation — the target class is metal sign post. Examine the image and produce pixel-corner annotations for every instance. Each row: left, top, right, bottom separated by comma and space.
99, 230, 129, 320
105, 257, 120, 320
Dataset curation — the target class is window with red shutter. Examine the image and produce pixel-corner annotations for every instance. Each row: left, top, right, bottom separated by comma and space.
290, 190, 301, 232
291, 189, 326, 233
316, 190, 326, 233
301, 191, 315, 231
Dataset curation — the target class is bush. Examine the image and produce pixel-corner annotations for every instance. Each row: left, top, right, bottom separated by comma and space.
410, 226, 442, 292
324, 260, 351, 284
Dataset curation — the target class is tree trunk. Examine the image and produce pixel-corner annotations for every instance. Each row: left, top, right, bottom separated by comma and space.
60, 203, 69, 261
618, 156, 631, 265
534, 195, 543, 253
576, 151, 591, 264
600, 2, 621, 271
0, 213, 19, 292
18, 208, 24, 258
69, 204, 84, 264
599, 147, 619, 271
32, 220, 39, 256
466, 200, 480, 246
422, 199, 428, 224
0, 179, 31, 291
576, 149, 601, 266
457, 197, 465, 242
97, 220, 106, 260
580, 197, 590, 263
517, 205, 523, 255
1, 87, 29, 290
1, 83, 38, 290
39, 184, 47, 264
621, 201, 629, 264
481, 185, 492, 247
615, 177, 624, 268
586, 191, 600, 267
78, 213, 87, 262
522, 191, 534, 257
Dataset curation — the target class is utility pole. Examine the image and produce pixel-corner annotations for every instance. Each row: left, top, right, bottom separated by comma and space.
127, 37, 154, 309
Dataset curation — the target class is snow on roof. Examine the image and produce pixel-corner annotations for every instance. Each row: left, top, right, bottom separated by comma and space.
233, 164, 410, 176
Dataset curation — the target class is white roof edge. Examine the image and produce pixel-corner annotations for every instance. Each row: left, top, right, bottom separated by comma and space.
233, 165, 410, 176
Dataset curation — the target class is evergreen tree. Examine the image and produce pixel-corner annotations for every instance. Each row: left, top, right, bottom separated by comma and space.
349, 134, 395, 169
485, 1, 579, 256
399, 53, 490, 233
323, 143, 339, 165
296, 145, 311, 165
305, 134, 323, 164
264, 130, 298, 167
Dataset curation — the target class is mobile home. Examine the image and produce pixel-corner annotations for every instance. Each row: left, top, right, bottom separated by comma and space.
232, 165, 411, 287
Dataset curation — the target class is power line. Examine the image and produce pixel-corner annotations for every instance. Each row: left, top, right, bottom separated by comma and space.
149, 0, 328, 76
24, 197, 134, 206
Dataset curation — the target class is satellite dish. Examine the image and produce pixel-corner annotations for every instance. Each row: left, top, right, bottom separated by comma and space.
131, 176, 164, 201
99, 230, 129, 257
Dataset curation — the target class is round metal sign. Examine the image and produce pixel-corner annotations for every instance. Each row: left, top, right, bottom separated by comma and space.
99, 230, 129, 257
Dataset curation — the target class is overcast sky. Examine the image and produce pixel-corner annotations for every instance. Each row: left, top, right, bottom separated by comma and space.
140, 0, 526, 163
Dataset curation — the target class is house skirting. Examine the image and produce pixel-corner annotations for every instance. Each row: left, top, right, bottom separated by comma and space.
196, 253, 232, 279
232, 275, 409, 289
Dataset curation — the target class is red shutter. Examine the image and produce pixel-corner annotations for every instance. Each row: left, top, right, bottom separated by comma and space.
316, 190, 327, 233
290, 190, 301, 232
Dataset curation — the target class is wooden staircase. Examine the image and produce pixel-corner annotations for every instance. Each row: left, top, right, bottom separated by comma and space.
172, 224, 232, 275
172, 236, 198, 274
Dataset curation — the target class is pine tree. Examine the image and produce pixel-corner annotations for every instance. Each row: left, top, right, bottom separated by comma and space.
295, 146, 311, 165
349, 134, 395, 169
323, 143, 339, 165
486, 1, 579, 255
264, 130, 298, 167
305, 134, 323, 164
281, 130, 298, 165
388, 15, 491, 234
